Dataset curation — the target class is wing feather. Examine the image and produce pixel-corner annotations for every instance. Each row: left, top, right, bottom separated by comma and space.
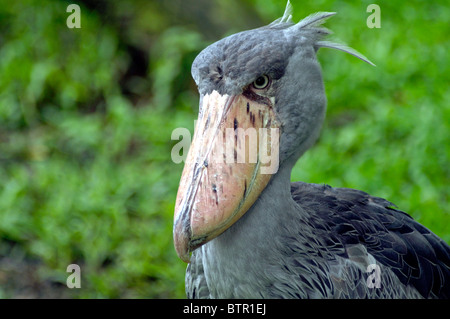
291, 182, 450, 298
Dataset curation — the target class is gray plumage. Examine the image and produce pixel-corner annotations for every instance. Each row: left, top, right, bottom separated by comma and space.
184, 2, 450, 299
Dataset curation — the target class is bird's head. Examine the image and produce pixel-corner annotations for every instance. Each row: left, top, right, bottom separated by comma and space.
174, 2, 373, 262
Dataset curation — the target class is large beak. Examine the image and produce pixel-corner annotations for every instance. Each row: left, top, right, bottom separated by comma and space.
173, 90, 280, 262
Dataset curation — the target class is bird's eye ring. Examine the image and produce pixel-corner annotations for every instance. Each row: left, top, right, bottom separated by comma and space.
252, 75, 270, 90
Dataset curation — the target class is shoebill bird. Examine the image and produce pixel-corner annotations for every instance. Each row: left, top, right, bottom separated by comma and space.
173, 2, 450, 298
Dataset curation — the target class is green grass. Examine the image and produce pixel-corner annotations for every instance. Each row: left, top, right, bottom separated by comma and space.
0, 0, 448, 298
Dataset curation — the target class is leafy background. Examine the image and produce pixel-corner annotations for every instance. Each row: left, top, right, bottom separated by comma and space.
0, 0, 448, 298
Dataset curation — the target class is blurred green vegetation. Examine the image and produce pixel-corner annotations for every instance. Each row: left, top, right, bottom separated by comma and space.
0, 0, 448, 298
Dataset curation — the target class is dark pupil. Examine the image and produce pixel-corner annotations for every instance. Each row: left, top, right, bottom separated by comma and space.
255, 76, 266, 87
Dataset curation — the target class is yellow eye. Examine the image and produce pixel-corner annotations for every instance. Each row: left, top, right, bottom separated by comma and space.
252, 75, 270, 89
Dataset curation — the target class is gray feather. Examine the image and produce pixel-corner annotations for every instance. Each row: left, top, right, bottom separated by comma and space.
291, 11, 336, 30
316, 40, 376, 66
269, 0, 293, 25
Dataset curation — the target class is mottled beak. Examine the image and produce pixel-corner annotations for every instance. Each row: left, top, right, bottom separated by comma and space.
173, 90, 280, 262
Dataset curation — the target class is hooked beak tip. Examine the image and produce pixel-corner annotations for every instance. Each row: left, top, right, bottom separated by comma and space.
173, 213, 192, 263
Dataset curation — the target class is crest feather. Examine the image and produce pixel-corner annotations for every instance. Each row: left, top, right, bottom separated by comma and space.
271, 2, 375, 66
280, 0, 294, 23
269, 0, 293, 26
293, 11, 337, 30
316, 40, 376, 66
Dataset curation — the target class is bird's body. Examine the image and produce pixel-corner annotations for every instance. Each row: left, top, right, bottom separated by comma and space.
187, 175, 449, 298
174, 2, 450, 299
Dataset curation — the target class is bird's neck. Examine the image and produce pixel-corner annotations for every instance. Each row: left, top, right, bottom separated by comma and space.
252, 161, 297, 216
200, 161, 307, 297
217, 160, 303, 245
